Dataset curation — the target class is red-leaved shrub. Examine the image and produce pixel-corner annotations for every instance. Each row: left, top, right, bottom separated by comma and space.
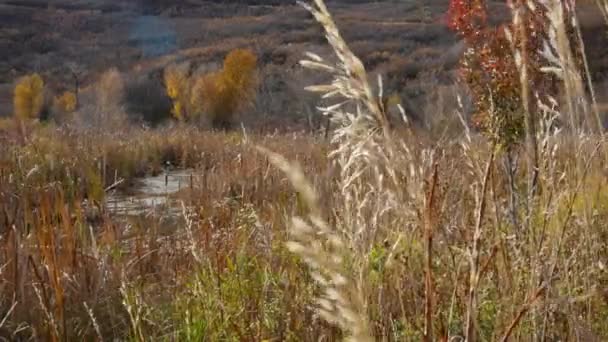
446, 0, 580, 144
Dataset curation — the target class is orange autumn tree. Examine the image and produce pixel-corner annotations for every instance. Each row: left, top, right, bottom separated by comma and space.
165, 48, 258, 128
193, 48, 258, 129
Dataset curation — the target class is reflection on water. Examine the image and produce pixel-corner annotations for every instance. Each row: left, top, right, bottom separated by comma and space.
105, 169, 195, 216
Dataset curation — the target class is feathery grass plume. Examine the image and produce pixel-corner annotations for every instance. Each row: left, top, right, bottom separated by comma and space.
539, 0, 589, 133
83, 302, 103, 342
598, 0, 608, 23
298, 0, 420, 252
120, 278, 148, 342
297, 0, 434, 339
14, 73, 45, 120
298, 0, 390, 137
258, 146, 373, 342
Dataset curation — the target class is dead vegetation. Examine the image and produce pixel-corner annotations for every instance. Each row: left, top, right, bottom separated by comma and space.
2, 0, 608, 340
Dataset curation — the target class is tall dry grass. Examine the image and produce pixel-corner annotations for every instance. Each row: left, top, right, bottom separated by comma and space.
267, 0, 608, 340
2, 0, 608, 340
0, 124, 335, 340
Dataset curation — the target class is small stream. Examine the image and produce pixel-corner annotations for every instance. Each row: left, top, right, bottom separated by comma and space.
104, 169, 195, 217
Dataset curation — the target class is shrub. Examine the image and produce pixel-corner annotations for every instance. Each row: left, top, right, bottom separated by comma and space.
445, 0, 568, 145
13, 73, 45, 120
53, 91, 78, 113
50, 91, 78, 123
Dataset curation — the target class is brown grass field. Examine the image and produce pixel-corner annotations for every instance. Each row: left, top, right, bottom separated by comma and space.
3, 0, 608, 341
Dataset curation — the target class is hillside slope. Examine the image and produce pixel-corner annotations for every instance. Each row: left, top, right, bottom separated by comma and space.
1, 0, 607, 128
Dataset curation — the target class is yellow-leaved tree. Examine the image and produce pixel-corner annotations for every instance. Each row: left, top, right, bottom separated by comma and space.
163, 63, 192, 121
164, 48, 258, 128
53, 91, 78, 113
14, 73, 45, 120
209, 48, 258, 128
